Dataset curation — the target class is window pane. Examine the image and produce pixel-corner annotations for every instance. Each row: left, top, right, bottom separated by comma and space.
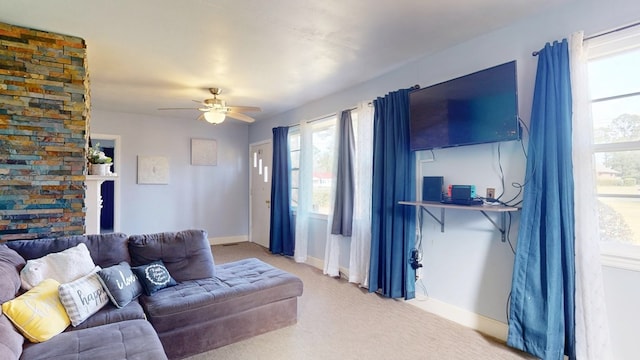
290, 150, 300, 169
588, 47, 640, 100
291, 169, 300, 189
289, 132, 300, 151
592, 95, 640, 144
291, 188, 299, 209
596, 150, 640, 246
595, 151, 640, 191
311, 119, 335, 214
598, 198, 640, 245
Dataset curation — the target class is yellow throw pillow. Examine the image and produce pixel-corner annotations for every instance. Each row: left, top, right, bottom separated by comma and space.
1, 279, 70, 343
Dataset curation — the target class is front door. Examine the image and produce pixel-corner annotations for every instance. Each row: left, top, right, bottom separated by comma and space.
250, 141, 273, 248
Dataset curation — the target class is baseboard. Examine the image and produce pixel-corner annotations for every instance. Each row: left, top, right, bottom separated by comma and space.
305, 255, 324, 270
208, 235, 249, 246
305, 255, 349, 279
407, 296, 509, 342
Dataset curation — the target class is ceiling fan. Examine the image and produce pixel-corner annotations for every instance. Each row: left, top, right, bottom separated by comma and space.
159, 88, 261, 124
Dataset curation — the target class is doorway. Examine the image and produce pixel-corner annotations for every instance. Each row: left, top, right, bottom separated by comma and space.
90, 133, 121, 233
250, 141, 272, 248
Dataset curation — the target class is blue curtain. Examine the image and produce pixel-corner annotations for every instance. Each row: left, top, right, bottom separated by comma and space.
369, 88, 416, 300
269, 126, 295, 256
507, 39, 575, 360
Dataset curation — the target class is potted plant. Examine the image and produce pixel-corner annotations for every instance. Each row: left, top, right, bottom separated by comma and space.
87, 143, 113, 175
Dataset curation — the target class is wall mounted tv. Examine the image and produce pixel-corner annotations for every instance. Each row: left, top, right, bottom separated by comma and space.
409, 60, 520, 151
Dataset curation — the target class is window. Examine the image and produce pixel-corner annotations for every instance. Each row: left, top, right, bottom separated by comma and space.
289, 111, 358, 216
289, 115, 339, 216
587, 27, 640, 263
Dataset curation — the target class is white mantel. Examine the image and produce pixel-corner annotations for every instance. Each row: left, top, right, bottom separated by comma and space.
85, 175, 117, 235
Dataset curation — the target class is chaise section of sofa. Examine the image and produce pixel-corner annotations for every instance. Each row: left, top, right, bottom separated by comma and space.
128, 230, 304, 359
140, 258, 303, 359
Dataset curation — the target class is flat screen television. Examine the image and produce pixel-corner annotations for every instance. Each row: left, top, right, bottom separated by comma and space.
409, 61, 520, 151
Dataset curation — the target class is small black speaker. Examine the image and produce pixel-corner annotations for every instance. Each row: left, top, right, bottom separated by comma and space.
422, 176, 444, 202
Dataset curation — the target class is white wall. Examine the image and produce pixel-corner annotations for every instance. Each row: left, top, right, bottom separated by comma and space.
91, 109, 250, 239
249, 0, 640, 358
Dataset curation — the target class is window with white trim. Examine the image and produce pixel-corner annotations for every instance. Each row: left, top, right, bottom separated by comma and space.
288, 116, 337, 215
587, 26, 640, 264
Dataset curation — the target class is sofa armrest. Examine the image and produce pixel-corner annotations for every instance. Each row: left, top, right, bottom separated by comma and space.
0, 314, 23, 360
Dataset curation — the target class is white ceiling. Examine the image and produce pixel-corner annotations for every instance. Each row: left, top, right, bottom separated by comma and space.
0, 0, 570, 123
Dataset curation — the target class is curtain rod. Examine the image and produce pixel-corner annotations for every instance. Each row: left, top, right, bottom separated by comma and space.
531, 21, 640, 56
306, 102, 373, 123
287, 103, 371, 128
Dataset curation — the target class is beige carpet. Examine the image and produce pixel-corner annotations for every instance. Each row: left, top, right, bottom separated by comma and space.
185, 242, 534, 360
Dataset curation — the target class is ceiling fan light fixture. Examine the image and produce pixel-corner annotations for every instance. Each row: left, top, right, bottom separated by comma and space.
204, 111, 226, 124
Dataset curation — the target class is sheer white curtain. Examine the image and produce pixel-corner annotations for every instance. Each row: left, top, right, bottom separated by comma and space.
569, 31, 613, 360
323, 101, 374, 286
324, 113, 342, 277
348, 101, 374, 287
294, 121, 313, 263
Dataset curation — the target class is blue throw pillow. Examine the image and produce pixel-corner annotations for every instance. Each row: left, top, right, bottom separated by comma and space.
131, 260, 177, 296
97, 262, 143, 308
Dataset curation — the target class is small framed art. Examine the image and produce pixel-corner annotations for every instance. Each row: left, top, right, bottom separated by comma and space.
191, 138, 217, 166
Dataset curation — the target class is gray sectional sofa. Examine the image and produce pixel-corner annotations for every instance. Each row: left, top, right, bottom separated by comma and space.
0, 229, 304, 359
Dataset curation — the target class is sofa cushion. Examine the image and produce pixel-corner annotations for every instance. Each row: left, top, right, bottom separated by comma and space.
131, 260, 177, 296
6, 233, 131, 268
2, 279, 70, 343
140, 258, 303, 333
0, 245, 25, 303
97, 262, 143, 308
67, 300, 146, 331
21, 319, 168, 360
20, 243, 96, 290
0, 314, 23, 360
58, 266, 109, 326
128, 229, 216, 282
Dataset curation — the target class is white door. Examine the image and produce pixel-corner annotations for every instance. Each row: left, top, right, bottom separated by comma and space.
250, 141, 273, 248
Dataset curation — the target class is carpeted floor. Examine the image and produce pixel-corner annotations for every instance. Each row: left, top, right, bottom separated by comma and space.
185, 242, 534, 360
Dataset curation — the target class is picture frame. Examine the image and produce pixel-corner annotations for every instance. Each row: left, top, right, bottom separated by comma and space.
191, 138, 217, 166
137, 156, 169, 184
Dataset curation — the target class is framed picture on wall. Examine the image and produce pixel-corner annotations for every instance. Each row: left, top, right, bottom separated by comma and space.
191, 138, 217, 166
137, 156, 169, 184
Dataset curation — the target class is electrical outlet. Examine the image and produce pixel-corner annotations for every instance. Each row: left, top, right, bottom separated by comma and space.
486, 188, 495, 199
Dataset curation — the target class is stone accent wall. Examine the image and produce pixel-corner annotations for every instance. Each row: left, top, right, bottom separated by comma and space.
0, 22, 88, 241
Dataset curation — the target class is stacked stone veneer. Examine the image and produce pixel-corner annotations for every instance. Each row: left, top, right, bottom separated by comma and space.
0, 22, 88, 241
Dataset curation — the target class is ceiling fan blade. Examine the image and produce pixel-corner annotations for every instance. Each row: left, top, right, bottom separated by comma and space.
158, 107, 199, 111
227, 105, 262, 112
226, 111, 255, 123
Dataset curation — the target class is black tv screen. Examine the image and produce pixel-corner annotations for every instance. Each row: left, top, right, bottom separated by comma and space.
409, 61, 520, 151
